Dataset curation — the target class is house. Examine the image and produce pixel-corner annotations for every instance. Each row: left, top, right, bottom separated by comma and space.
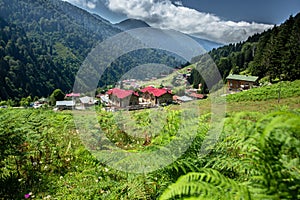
107, 88, 139, 107
226, 74, 259, 90
56, 101, 75, 110
79, 96, 96, 108
140, 86, 173, 106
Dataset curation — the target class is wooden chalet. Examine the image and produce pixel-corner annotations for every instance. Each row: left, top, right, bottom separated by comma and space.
79, 96, 96, 108
140, 86, 173, 106
226, 74, 259, 90
107, 88, 139, 107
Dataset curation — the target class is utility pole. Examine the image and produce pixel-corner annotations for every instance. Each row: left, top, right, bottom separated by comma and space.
278, 75, 283, 103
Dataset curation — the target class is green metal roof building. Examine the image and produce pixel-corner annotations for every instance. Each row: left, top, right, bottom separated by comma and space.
226, 74, 259, 90
226, 74, 259, 82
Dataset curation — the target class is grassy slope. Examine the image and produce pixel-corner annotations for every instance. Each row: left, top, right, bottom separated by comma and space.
0, 79, 299, 199
136, 64, 196, 89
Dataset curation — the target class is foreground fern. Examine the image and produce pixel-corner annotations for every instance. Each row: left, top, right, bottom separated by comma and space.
248, 111, 300, 199
159, 168, 251, 200
160, 110, 300, 200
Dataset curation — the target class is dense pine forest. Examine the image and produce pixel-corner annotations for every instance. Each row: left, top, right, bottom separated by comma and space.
189, 13, 300, 89
0, 0, 183, 101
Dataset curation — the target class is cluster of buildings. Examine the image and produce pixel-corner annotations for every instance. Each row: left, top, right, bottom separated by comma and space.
54, 74, 259, 111
101, 86, 174, 110
55, 93, 97, 110
100, 85, 208, 110
55, 86, 176, 110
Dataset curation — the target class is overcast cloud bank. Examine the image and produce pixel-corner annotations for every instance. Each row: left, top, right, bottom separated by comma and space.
64, 0, 274, 44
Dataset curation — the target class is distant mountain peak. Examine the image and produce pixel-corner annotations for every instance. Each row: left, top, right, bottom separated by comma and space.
114, 18, 150, 31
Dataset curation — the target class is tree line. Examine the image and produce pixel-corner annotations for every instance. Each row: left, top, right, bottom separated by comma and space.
190, 13, 300, 89
0, 0, 183, 101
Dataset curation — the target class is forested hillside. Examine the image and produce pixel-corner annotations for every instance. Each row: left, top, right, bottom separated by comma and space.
191, 13, 300, 84
0, 17, 79, 99
0, 0, 183, 101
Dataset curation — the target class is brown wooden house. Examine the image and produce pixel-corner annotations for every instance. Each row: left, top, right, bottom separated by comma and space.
226, 74, 259, 90
107, 88, 139, 107
140, 86, 173, 106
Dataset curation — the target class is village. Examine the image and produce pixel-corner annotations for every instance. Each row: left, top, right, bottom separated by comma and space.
51, 71, 259, 111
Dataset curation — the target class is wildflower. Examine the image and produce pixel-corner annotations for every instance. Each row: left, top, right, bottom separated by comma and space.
24, 192, 32, 199
104, 167, 109, 172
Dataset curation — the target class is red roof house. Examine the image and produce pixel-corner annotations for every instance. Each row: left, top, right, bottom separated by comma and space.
65, 92, 81, 98
107, 88, 139, 107
140, 86, 173, 105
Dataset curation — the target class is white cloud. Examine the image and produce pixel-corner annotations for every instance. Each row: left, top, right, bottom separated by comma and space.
173, 1, 183, 6
107, 0, 273, 44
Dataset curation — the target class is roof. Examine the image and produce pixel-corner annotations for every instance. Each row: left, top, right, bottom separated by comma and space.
107, 88, 139, 99
66, 92, 81, 97
226, 74, 259, 82
140, 86, 172, 97
100, 95, 109, 103
56, 101, 75, 107
189, 93, 205, 99
177, 96, 193, 102
79, 96, 94, 104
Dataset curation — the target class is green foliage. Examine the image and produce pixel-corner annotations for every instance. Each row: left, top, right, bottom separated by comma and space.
248, 111, 300, 199
0, 102, 299, 199
226, 80, 300, 102
161, 110, 300, 200
160, 169, 251, 200
19, 96, 32, 107
50, 88, 65, 105
0, 109, 76, 199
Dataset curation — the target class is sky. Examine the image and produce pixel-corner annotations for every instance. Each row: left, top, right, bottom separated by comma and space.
62, 0, 300, 44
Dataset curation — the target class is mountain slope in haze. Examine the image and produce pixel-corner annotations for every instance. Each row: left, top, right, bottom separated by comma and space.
0, 0, 184, 101
187, 35, 223, 51
115, 18, 222, 51
114, 18, 151, 31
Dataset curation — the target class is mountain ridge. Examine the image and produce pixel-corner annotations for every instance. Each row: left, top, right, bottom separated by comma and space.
114, 18, 222, 51
114, 18, 151, 30
0, 0, 184, 101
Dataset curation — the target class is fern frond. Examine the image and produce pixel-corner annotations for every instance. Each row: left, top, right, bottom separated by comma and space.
160, 168, 251, 200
